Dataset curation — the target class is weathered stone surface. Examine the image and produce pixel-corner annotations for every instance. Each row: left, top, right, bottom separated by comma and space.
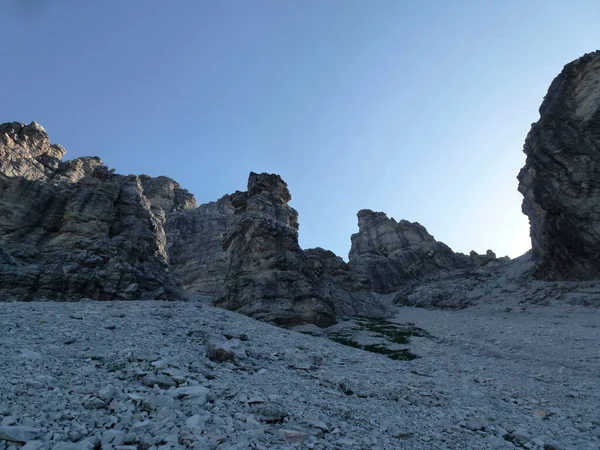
0, 122, 238, 301
348, 209, 472, 293
166, 195, 234, 296
518, 51, 600, 280
140, 175, 197, 213
304, 247, 386, 318
213, 173, 337, 327
0, 122, 184, 300
0, 425, 41, 443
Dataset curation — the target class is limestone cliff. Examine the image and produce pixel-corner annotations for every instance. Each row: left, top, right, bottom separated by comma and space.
348, 209, 473, 293
0, 122, 184, 300
166, 195, 234, 296
213, 173, 337, 327
518, 51, 600, 280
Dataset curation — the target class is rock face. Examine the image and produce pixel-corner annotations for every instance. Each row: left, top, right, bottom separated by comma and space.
348, 210, 472, 293
304, 247, 385, 318
0, 121, 237, 301
518, 51, 600, 280
213, 173, 337, 327
213, 173, 390, 327
0, 122, 188, 300
0, 122, 499, 322
165, 195, 234, 296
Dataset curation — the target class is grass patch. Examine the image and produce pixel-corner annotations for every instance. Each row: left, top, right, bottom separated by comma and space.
298, 331, 320, 337
324, 316, 427, 361
328, 332, 418, 361
354, 317, 429, 344
329, 335, 364, 349
362, 344, 418, 361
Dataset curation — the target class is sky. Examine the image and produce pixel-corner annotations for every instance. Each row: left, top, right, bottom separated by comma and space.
2, 1, 600, 260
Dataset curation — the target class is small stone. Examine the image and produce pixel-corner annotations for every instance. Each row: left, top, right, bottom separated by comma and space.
161, 368, 188, 383
466, 417, 487, 431
127, 393, 144, 401
278, 429, 307, 443
19, 441, 44, 450
98, 385, 119, 402
239, 333, 249, 341
307, 420, 329, 432
186, 414, 207, 430
511, 429, 532, 443
0, 426, 41, 443
0, 417, 16, 426
175, 386, 209, 398
531, 438, 545, 447
151, 359, 170, 369
101, 430, 126, 446
82, 397, 106, 410
53, 443, 94, 450
206, 433, 227, 447
141, 373, 176, 389
206, 341, 235, 362
19, 349, 42, 360
252, 405, 287, 423
576, 422, 592, 432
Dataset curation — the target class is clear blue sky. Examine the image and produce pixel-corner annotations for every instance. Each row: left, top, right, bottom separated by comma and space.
2, 1, 599, 259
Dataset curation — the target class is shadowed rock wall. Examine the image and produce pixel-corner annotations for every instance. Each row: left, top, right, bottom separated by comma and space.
518, 51, 600, 280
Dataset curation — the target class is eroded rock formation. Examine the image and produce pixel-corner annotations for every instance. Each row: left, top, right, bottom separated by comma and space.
0, 121, 240, 301
213, 173, 337, 327
348, 209, 473, 293
518, 51, 600, 280
0, 122, 185, 300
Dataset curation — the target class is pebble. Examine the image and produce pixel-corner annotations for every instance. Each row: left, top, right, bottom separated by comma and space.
0, 300, 597, 450
0, 425, 41, 443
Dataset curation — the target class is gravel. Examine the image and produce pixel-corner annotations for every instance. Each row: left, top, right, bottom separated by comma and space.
0, 298, 598, 449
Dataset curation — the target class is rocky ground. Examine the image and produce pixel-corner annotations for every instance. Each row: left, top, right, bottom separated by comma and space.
1, 296, 599, 450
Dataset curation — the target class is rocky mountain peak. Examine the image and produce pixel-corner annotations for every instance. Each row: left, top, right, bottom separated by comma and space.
0, 121, 67, 180
248, 171, 292, 203
1, 121, 51, 150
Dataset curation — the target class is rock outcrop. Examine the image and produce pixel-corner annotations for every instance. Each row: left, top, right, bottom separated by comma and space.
348, 210, 472, 293
518, 51, 600, 280
0, 122, 187, 300
213, 173, 337, 327
0, 121, 238, 302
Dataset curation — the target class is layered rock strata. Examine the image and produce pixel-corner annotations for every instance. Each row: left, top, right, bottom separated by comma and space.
348, 209, 473, 293
0, 122, 186, 300
213, 173, 338, 327
165, 195, 234, 296
518, 51, 600, 280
